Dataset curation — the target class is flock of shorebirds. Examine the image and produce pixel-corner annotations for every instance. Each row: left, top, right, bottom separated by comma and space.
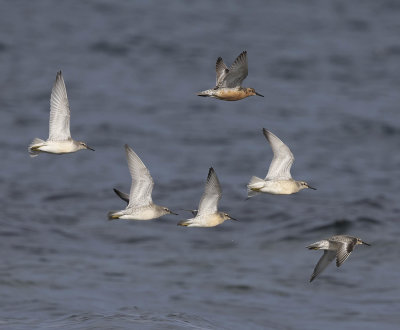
28, 51, 370, 282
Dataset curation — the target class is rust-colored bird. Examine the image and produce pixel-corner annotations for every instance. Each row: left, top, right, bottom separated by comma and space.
197, 51, 264, 101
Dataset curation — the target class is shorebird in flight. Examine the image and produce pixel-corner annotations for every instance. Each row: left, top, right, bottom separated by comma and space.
307, 235, 370, 282
178, 168, 237, 227
29, 71, 94, 157
108, 144, 177, 221
197, 51, 264, 101
247, 129, 315, 197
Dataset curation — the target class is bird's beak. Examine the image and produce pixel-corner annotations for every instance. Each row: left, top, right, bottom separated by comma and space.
307, 184, 316, 190
255, 92, 264, 97
87, 145, 95, 151
169, 210, 179, 215
229, 215, 239, 221
362, 241, 371, 246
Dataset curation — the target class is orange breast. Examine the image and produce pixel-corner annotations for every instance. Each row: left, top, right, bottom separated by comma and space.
215, 89, 248, 101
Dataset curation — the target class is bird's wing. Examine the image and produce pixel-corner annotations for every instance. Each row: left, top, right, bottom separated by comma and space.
310, 250, 336, 282
48, 71, 71, 141
263, 129, 294, 180
197, 167, 222, 216
125, 144, 154, 208
215, 57, 229, 87
336, 241, 355, 267
223, 51, 248, 88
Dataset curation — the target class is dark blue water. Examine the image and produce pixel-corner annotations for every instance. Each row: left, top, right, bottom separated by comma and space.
1, 1, 400, 329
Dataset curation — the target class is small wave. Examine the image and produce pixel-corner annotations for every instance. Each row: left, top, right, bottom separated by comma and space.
221, 284, 253, 292
50, 228, 80, 240
269, 56, 317, 80
39, 311, 222, 330
118, 236, 159, 245
0, 42, 7, 52
308, 219, 353, 233
342, 116, 400, 137
308, 216, 380, 234
90, 41, 129, 56
0, 230, 20, 237
44, 192, 90, 202
349, 198, 384, 209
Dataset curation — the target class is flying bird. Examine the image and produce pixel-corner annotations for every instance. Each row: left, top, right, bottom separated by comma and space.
197, 51, 264, 101
29, 71, 94, 157
108, 144, 177, 221
178, 168, 237, 227
307, 235, 370, 282
247, 128, 316, 197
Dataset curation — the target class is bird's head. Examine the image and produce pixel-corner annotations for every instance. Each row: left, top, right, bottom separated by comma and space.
299, 181, 316, 191
356, 238, 371, 246
78, 141, 95, 151
222, 212, 239, 222
162, 207, 178, 215
246, 88, 264, 97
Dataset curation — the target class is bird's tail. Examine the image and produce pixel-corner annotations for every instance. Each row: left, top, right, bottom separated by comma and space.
246, 176, 265, 199
28, 138, 45, 157
306, 241, 325, 250
177, 219, 192, 226
197, 89, 214, 97
108, 211, 121, 221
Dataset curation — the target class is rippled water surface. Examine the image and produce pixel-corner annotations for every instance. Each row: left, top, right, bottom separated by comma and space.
1, 1, 400, 329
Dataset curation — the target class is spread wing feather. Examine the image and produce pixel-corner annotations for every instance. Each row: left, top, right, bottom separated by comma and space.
263, 129, 294, 180
215, 57, 228, 86
48, 71, 71, 141
217, 51, 248, 88
125, 144, 154, 208
336, 241, 355, 267
310, 250, 336, 282
197, 168, 222, 216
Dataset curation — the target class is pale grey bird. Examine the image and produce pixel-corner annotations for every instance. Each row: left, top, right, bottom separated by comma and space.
197, 51, 264, 101
178, 167, 237, 227
307, 235, 371, 282
247, 128, 316, 197
113, 189, 198, 215
28, 71, 94, 157
108, 144, 177, 220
